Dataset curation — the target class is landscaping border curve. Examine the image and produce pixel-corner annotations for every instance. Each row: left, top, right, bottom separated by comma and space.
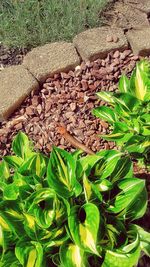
0, 25, 150, 121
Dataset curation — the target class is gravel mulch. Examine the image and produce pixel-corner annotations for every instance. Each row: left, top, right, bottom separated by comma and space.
0, 49, 140, 157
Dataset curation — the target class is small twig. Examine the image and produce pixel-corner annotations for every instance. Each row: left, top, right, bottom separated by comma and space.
57, 125, 95, 155
7, 115, 27, 128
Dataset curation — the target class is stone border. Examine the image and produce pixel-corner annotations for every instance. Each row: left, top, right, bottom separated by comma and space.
0, 24, 150, 121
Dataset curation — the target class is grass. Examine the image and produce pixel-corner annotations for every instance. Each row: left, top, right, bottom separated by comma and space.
0, 0, 109, 48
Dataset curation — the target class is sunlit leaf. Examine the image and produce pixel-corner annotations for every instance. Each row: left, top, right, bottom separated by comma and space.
47, 147, 81, 198
15, 240, 43, 267
3, 183, 19, 200
77, 154, 103, 178
131, 61, 148, 100
96, 91, 114, 104
0, 161, 10, 180
132, 224, 150, 257
19, 153, 47, 178
68, 204, 100, 255
26, 188, 56, 229
102, 232, 140, 267
110, 156, 132, 183
108, 178, 147, 219
92, 106, 117, 124
4, 156, 23, 168
118, 75, 130, 93
12, 132, 34, 160
60, 241, 87, 267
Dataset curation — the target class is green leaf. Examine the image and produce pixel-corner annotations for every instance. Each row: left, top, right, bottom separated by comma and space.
54, 197, 70, 226
19, 153, 47, 178
0, 251, 21, 267
119, 75, 130, 93
132, 224, 150, 257
26, 188, 56, 229
15, 240, 43, 267
113, 122, 129, 133
110, 156, 132, 183
113, 93, 140, 112
83, 174, 93, 202
105, 216, 126, 248
98, 150, 122, 180
102, 233, 140, 267
142, 126, 150, 136
95, 179, 113, 192
77, 154, 103, 178
130, 60, 149, 101
1, 209, 24, 236
0, 210, 24, 236
68, 203, 100, 255
3, 183, 19, 200
124, 136, 149, 153
60, 241, 87, 267
4, 156, 23, 168
47, 147, 81, 198
108, 178, 147, 219
12, 132, 33, 160
0, 161, 10, 180
140, 113, 150, 124
0, 213, 12, 231
126, 186, 147, 220
96, 92, 114, 104
92, 106, 117, 124
101, 132, 127, 142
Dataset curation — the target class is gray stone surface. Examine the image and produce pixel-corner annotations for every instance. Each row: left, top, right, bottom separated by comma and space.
73, 27, 128, 61
23, 42, 80, 83
0, 65, 39, 121
126, 27, 150, 56
104, 2, 149, 29
124, 0, 150, 14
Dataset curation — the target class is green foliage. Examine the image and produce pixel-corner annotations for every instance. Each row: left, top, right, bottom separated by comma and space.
0, 0, 108, 48
0, 132, 149, 266
92, 60, 150, 168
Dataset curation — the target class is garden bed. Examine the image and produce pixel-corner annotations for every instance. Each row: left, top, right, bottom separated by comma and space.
0, 49, 139, 156
0, 49, 150, 267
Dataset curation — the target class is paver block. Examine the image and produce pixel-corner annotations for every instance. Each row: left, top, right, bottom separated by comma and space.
105, 2, 149, 29
73, 27, 128, 61
0, 65, 39, 121
124, 0, 150, 14
23, 42, 80, 83
126, 27, 150, 56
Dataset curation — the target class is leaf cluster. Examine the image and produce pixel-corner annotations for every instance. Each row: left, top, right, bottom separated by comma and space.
0, 132, 150, 266
92, 60, 150, 168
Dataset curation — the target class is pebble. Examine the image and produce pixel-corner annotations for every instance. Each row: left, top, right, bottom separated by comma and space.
26, 106, 34, 116
70, 103, 76, 111
106, 35, 113, 42
112, 35, 119, 43
113, 50, 120, 58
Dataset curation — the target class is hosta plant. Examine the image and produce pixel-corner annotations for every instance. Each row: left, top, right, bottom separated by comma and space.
92, 60, 150, 168
0, 132, 150, 267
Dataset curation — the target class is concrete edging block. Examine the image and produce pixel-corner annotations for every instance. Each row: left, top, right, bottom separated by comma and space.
23, 42, 80, 83
0, 65, 39, 121
73, 27, 128, 61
